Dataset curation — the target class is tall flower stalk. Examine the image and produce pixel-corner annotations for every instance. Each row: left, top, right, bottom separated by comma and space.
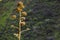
17, 1, 25, 40
11, 1, 30, 40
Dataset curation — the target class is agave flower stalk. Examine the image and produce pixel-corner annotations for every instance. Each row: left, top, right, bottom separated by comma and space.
9, 1, 31, 40
18, 11, 21, 40
17, 1, 25, 40
11, 1, 30, 40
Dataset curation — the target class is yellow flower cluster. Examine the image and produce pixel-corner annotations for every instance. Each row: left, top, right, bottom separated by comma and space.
16, 1, 25, 12
20, 11, 27, 26
10, 1, 27, 26
16, 1, 27, 26
18, 2, 25, 8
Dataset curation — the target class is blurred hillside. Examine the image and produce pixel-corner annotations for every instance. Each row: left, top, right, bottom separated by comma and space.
0, 0, 60, 40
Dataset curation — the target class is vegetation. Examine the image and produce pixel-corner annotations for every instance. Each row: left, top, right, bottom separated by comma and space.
0, 0, 60, 40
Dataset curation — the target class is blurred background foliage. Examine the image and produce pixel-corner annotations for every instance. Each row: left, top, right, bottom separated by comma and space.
0, 0, 60, 40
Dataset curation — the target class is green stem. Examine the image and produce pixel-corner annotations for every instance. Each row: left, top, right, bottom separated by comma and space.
19, 11, 21, 40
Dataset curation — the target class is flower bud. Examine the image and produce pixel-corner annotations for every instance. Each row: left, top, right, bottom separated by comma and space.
21, 11, 27, 16
11, 15, 16, 20
18, 1, 23, 5
16, 7, 22, 12
21, 17, 26, 21
20, 22, 26, 26
18, 1, 25, 9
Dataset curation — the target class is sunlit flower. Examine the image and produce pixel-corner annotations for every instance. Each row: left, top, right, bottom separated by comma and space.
21, 11, 27, 16
21, 17, 26, 21
16, 7, 22, 12
19, 5, 25, 9
20, 22, 26, 26
18, 1, 25, 9
18, 1, 23, 5
11, 15, 16, 19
